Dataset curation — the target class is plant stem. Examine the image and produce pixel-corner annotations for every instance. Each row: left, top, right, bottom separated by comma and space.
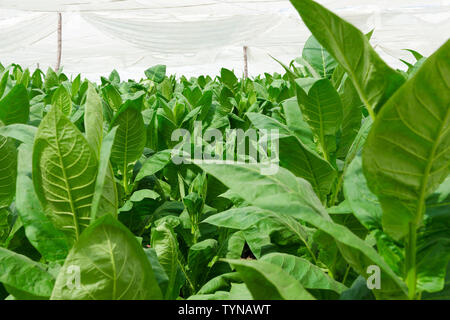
405, 222, 417, 300
329, 172, 343, 207
342, 265, 351, 285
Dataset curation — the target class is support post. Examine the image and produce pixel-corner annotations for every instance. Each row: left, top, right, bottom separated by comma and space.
243, 46, 248, 78
55, 12, 62, 71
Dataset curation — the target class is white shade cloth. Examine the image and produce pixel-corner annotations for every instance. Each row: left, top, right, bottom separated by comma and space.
0, 0, 448, 80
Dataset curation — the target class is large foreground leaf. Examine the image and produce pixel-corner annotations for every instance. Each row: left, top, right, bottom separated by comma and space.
33, 106, 98, 245
16, 144, 69, 262
51, 215, 162, 300
363, 40, 450, 239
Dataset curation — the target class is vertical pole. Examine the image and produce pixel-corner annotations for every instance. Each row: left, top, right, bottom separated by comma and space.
243, 46, 248, 78
55, 12, 62, 71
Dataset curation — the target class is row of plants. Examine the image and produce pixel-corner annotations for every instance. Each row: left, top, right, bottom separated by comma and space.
0, 0, 448, 300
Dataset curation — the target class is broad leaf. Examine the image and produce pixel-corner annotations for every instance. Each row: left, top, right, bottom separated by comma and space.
135, 149, 172, 183
188, 239, 218, 289
33, 106, 98, 245
90, 128, 118, 220
344, 155, 382, 230
337, 78, 363, 159
151, 222, 185, 299
0, 131, 17, 208
110, 97, 146, 172
51, 215, 162, 300
16, 144, 69, 262
363, 40, 450, 239
295, 78, 343, 158
84, 83, 103, 155
302, 35, 338, 78
224, 258, 315, 300
145, 65, 166, 83
260, 252, 347, 294
0, 247, 55, 299
0, 84, 29, 125
51, 85, 72, 116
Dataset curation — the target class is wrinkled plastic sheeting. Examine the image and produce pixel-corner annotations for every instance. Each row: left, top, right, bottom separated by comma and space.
0, 0, 448, 80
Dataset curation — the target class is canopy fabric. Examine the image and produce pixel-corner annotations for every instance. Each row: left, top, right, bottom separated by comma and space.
0, 0, 448, 80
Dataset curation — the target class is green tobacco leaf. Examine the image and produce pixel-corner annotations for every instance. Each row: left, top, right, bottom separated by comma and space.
0, 247, 55, 299
151, 222, 185, 299
90, 128, 118, 220
0, 84, 30, 125
337, 78, 363, 159
71, 74, 81, 98
110, 97, 146, 170
340, 276, 375, 300
84, 82, 103, 156
281, 97, 315, 150
16, 144, 69, 262
0, 207, 9, 244
260, 252, 347, 294
44, 68, 59, 91
422, 263, 450, 300
198, 162, 407, 296
363, 40, 450, 239
102, 84, 122, 112
302, 35, 338, 78
85, 84, 119, 220
51, 85, 72, 116
196, 272, 242, 295
145, 65, 166, 83
33, 106, 98, 245
51, 215, 162, 300
0, 71, 9, 99
224, 259, 315, 300
344, 155, 382, 230
135, 149, 172, 183
220, 68, 238, 92
188, 239, 218, 289
290, 0, 404, 117
144, 248, 169, 294
247, 112, 336, 201
0, 123, 37, 145
295, 78, 343, 158
416, 178, 450, 293
0, 132, 17, 208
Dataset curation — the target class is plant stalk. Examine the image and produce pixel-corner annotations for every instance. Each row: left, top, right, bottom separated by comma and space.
405, 222, 417, 300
